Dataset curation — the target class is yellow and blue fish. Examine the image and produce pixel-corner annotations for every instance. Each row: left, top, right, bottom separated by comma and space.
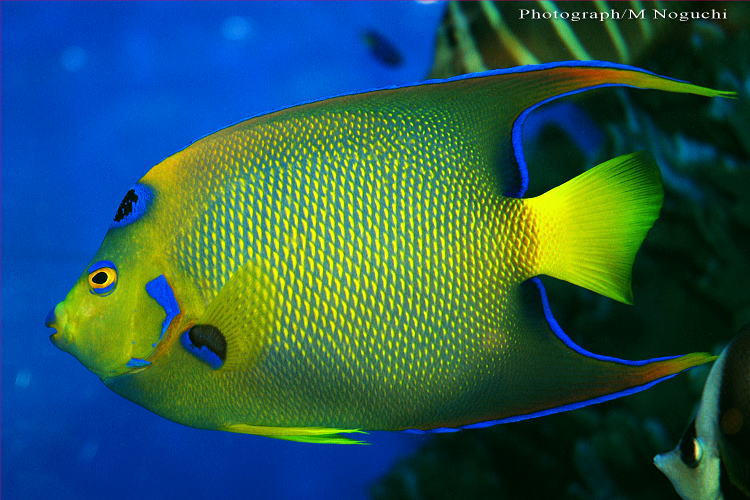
46, 61, 732, 444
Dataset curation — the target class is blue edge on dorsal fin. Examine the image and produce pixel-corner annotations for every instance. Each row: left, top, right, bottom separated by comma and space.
403, 60, 689, 435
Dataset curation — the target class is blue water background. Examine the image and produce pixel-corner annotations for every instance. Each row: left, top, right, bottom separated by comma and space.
2, 2, 445, 499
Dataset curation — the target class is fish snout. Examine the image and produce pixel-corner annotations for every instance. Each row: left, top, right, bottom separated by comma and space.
46, 303, 72, 352
45, 306, 57, 330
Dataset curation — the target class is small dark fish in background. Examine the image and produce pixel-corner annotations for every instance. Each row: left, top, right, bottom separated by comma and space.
655, 325, 750, 500
363, 29, 403, 68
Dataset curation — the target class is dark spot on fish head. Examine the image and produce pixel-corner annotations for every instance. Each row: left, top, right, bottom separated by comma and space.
111, 183, 153, 228
114, 189, 138, 222
180, 324, 226, 369
717, 325, 750, 495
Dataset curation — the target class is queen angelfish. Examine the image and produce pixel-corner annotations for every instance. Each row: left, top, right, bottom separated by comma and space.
655, 325, 750, 499
46, 61, 732, 444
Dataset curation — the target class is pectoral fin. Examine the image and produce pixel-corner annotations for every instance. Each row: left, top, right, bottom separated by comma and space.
193, 259, 280, 371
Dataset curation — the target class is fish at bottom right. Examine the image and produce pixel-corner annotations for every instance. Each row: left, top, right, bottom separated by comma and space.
655, 324, 750, 499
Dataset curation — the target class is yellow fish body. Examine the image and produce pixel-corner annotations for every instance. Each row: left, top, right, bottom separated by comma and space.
47, 62, 730, 444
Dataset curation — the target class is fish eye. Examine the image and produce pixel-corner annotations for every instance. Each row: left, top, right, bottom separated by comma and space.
680, 437, 704, 468
678, 420, 703, 468
87, 261, 118, 296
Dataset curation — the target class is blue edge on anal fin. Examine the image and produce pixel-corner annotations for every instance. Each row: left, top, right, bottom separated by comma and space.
403, 60, 693, 434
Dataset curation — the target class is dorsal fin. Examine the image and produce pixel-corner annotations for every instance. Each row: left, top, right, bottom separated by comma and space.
224, 61, 732, 198
384, 61, 731, 197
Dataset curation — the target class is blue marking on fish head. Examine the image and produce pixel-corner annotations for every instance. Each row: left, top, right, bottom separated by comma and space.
144, 275, 181, 340
126, 358, 152, 368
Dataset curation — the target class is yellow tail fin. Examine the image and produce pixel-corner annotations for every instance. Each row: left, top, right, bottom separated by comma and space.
526, 152, 662, 304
